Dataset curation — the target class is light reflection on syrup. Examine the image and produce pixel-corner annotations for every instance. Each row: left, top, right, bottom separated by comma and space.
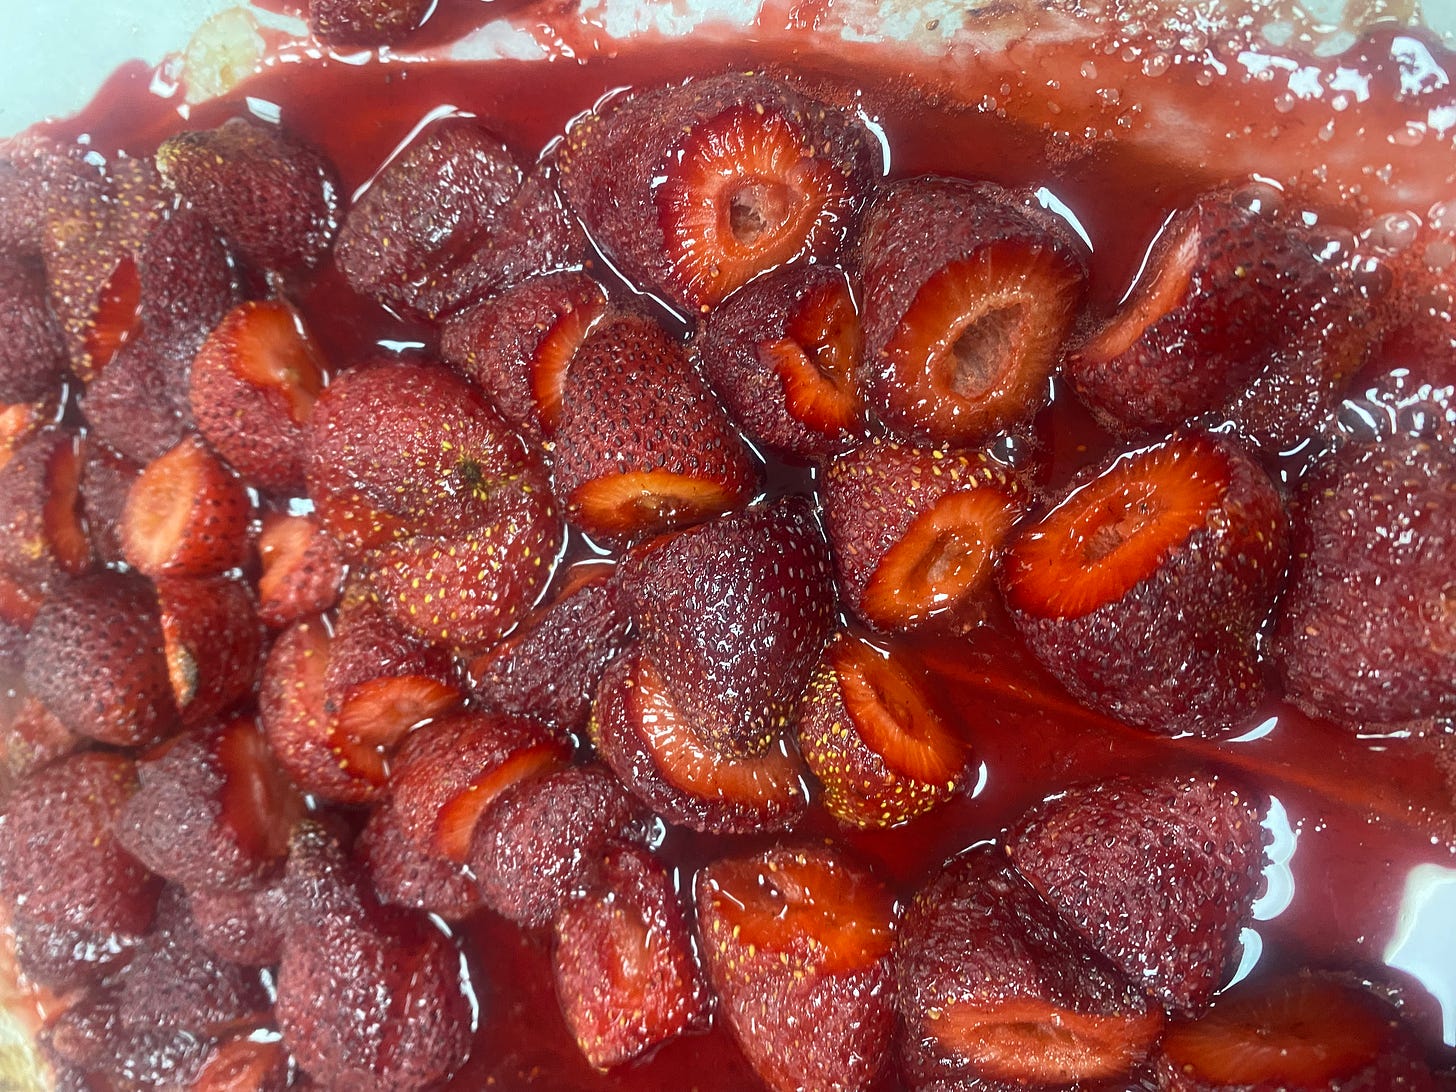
1386, 863, 1456, 1046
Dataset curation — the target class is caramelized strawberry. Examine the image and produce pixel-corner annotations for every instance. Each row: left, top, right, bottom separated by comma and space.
824, 438, 1032, 633
356, 802, 482, 921
0, 427, 91, 591
190, 300, 330, 493
897, 846, 1163, 1088
1008, 772, 1268, 1013
797, 631, 969, 828
441, 270, 609, 444
121, 434, 252, 578
157, 117, 340, 274
559, 73, 877, 313
255, 511, 345, 627
619, 496, 835, 755
553, 846, 710, 1069
0, 258, 67, 403
697, 264, 865, 457
1158, 972, 1436, 1091
553, 312, 759, 544
858, 178, 1087, 445
309, 0, 431, 46
1000, 432, 1288, 736
23, 570, 177, 746
696, 845, 897, 1092
156, 575, 265, 728
589, 648, 810, 834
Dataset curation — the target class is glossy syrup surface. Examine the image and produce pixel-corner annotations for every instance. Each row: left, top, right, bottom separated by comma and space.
24, 6, 1456, 1087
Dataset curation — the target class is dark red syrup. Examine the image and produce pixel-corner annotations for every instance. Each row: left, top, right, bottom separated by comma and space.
15, 5, 1456, 1087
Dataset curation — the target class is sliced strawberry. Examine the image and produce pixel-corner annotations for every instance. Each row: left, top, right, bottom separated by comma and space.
1, 696, 78, 803
1008, 772, 1268, 1013
0, 428, 91, 592
79, 326, 196, 463
858, 178, 1087, 445
559, 73, 877, 313
619, 496, 835, 755
797, 630, 969, 828
470, 561, 630, 734
121, 434, 252, 578
186, 885, 284, 968
897, 845, 1163, 1087
824, 438, 1032, 633
309, 0, 431, 46
156, 117, 340, 273
552, 845, 710, 1069
192, 1036, 290, 1092
356, 801, 482, 921
441, 270, 609, 444
80, 440, 141, 565
156, 575, 265, 728
698, 263, 865, 457
696, 845, 897, 1092
22, 570, 178, 746
468, 762, 649, 928
589, 648, 809, 835
553, 312, 759, 544
1000, 432, 1288, 736
255, 511, 345, 627
1157, 972, 1436, 1091
82, 254, 142, 372
387, 710, 569, 862
190, 300, 330, 493
0, 257, 67, 403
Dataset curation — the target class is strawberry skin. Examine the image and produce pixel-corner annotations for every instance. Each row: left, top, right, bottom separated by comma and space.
121, 434, 253, 579
155, 574, 265, 728
356, 801, 483, 921
1008, 772, 1268, 1014
1000, 432, 1288, 736
0, 257, 67, 403
0, 427, 91, 592
255, 511, 346, 628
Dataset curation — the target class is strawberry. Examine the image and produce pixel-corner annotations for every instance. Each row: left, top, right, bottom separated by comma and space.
78, 325, 195, 463
0, 751, 161, 941
309, 0, 432, 46
857, 178, 1087, 445
470, 562, 630, 734
0, 428, 91, 592
156, 117, 341, 274
23, 570, 178, 746
441, 270, 609, 444
187, 882, 285, 968
0, 696, 78, 804
897, 845, 1164, 1088
619, 496, 835, 755
336, 118, 581, 321
1274, 431, 1456, 728
796, 630, 970, 828
117, 717, 303, 894
0, 257, 67, 403
589, 647, 810, 835
9, 908, 137, 991
558, 73, 877, 313
1067, 189, 1372, 451
1157, 972, 1436, 1091
1007, 772, 1268, 1013
42, 984, 218, 1088
356, 802, 482, 921
255, 511, 346, 627
552, 845, 710, 1069
0, 393, 58, 471
695, 845, 897, 1092
155, 575, 265, 728
387, 710, 568, 862
121, 434, 252, 578
999, 432, 1288, 736
553, 312, 759, 544
192, 1037, 290, 1092
468, 762, 650, 928
80, 440, 140, 565
696, 263, 866, 457
823, 438, 1032, 634
190, 300, 330, 494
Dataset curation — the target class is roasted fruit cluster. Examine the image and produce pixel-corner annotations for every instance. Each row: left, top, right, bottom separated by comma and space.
1, 26, 1454, 1092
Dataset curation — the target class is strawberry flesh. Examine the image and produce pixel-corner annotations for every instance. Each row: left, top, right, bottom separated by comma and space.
255, 511, 346, 627
121, 434, 252, 578
0, 428, 91, 592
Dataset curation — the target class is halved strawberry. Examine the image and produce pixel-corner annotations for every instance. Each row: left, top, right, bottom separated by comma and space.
0, 394, 58, 471
618, 496, 835, 755
698, 264, 865, 458
897, 845, 1163, 1088
695, 845, 897, 1092
559, 73, 877, 313
553, 312, 759, 544
999, 432, 1288, 736
121, 434, 252, 578
78, 326, 195, 463
0, 428, 91, 592
1, 696, 78, 803
441, 271, 609, 444
190, 300, 330, 493
796, 630, 969, 828
255, 511, 346, 627
0, 257, 67, 403
589, 648, 809, 835
1007, 772, 1268, 1013
81, 440, 141, 564
824, 438, 1032, 633
156, 575, 265, 728
1157, 972, 1436, 1090
156, 117, 340, 274
23, 570, 178, 746
858, 178, 1087, 445
552, 846, 710, 1069
309, 0, 431, 46
356, 801, 482, 921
